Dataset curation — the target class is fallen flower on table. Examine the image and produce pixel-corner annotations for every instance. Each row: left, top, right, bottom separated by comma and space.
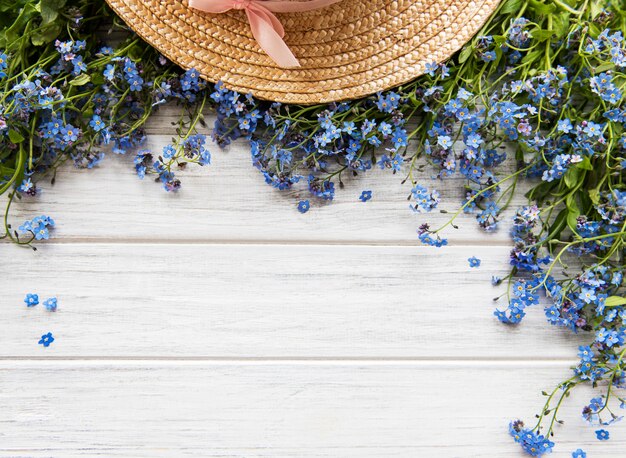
297, 200, 310, 214
24, 293, 39, 307
38, 332, 55, 348
43, 297, 58, 312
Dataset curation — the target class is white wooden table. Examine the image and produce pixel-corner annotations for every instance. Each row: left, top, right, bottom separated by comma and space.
1, 109, 624, 457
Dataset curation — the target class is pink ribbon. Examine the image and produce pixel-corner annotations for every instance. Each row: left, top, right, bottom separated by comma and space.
188, 0, 343, 68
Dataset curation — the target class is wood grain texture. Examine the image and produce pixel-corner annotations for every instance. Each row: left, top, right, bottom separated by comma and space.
0, 362, 623, 458
0, 243, 587, 358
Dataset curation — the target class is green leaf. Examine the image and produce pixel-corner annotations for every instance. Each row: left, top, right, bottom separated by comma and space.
606, 296, 626, 307
563, 167, 581, 189
566, 209, 580, 233
69, 73, 91, 86
590, 1, 604, 19
521, 49, 542, 66
588, 188, 600, 205
31, 23, 61, 46
39, 0, 66, 25
500, 0, 523, 15
565, 193, 578, 213
528, 0, 556, 15
2, 2, 38, 46
576, 156, 593, 171
8, 129, 25, 144
594, 62, 615, 73
90, 73, 105, 86
532, 29, 554, 42
458, 46, 473, 64
546, 208, 568, 241
552, 14, 570, 39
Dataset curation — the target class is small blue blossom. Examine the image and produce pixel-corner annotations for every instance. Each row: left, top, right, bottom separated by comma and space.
103, 64, 116, 81
468, 256, 481, 268
89, 115, 105, 132
595, 429, 609, 441
38, 332, 54, 347
61, 124, 79, 143
162, 144, 176, 159
18, 178, 34, 193
43, 297, 57, 312
297, 200, 310, 213
24, 293, 39, 307
359, 190, 372, 202
425, 62, 438, 76
483, 50, 497, 62
572, 449, 586, 458
437, 135, 453, 149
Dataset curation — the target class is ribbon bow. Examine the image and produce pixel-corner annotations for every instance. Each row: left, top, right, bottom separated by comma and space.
188, 0, 343, 68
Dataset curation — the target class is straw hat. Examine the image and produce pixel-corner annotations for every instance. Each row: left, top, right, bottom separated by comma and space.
105, 0, 500, 104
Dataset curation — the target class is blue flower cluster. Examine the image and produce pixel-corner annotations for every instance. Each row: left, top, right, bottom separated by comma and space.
509, 420, 555, 456
18, 215, 55, 241
410, 185, 439, 213
212, 83, 411, 203
584, 29, 625, 67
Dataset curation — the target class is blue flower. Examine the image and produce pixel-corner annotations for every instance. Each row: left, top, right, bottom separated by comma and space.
425, 62, 438, 76
61, 125, 79, 143
33, 223, 50, 240
71, 55, 87, 75
466, 133, 483, 148
437, 135, 453, 149
595, 429, 609, 440
378, 122, 392, 136
583, 121, 603, 137
162, 145, 176, 159
297, 200, 310, 213
578, 346, 594, 361
38, 332, 54, 347
468, 256, 481, 268
24, 293, 39, 307
18, 178, 34, 193
128, 76, 143, 92
557, 119, 573, 133
43, 297, 57, 312
572, 449, 586, 458
103, 64, 116, 81
481, 50, 497, 62
89, 115, 105, 132
359, 190, 372, 202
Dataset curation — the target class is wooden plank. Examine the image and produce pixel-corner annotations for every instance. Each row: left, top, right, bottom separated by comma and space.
0, 361, 622, 457
6, 132, 530, 244
0, 243, 587, 358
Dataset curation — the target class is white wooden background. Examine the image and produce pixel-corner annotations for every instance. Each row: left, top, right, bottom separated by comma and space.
1, 108, 624, 457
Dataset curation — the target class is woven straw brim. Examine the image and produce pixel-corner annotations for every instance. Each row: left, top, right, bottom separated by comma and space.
105, 0, 500, 104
